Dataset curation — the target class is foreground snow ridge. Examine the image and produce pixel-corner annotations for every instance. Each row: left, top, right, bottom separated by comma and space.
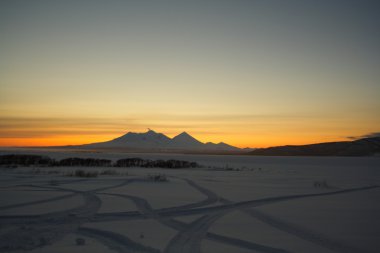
0, 151, 379, 253
0, 175, 378, 252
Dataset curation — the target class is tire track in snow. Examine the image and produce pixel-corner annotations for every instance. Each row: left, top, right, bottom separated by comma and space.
0, 191, 101, 252
0, 178, 144, 220
90, 178, 146, 193
164, 214, 224, 253
88, 181, 378, 253
206, 232, 291, 253
0, 193, 76, 211
0, 177, 134, 251
97, 178, 221, 253
163, 179, 377, 253
1, 175, 377, 253
98, 191, 289, 253
99, 184, 288, 253
163, 178, 291, 253
99, 192, 153, 215
242, 208, 373, 253
160, 185, 379, 218
78, 227, 160, 253
92, 185, 379, 222
0, 176, 146, 252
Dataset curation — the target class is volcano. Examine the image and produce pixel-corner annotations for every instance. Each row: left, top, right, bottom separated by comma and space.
80, 129, 240, 151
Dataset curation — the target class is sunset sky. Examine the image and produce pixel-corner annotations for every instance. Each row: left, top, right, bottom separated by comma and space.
1, 0, 379, 148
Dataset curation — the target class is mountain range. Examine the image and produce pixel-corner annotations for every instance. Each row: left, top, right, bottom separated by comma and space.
66, 130, 380, 156
248, 137, 380, 156
80, 130, 240, 151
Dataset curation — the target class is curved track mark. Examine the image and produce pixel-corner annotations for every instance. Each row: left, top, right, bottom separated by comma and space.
206, 232, 291, 253
92, 185, 379, 223
0, 191, 102, 251
78, 227, 160, 253
164, 214, 224, 253
0, 193, 76, 211
99, 192, 153, 215
243, 208, 372, 253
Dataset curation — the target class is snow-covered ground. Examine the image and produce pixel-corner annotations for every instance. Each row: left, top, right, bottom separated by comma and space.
0, 148, 379, 253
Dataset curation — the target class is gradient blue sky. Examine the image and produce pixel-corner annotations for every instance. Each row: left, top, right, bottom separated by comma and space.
1, 0, 379, 147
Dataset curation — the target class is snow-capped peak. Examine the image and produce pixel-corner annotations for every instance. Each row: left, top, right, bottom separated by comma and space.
81, 130, 240, 151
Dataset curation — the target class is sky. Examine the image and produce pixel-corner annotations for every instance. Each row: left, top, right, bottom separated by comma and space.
1, 0, 379, 148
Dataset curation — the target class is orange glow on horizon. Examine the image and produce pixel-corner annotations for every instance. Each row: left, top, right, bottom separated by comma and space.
0, 135, 117, 147
0, 131, 360, 149
0, 112, 379, 149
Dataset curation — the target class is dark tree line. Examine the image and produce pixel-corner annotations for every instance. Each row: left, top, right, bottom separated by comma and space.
0, 154, 199, 169
58, 158, 112, 167
115, 158, 198, 168
0, 155, 53, 166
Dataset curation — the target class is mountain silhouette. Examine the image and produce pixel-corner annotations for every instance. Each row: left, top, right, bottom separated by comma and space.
81, 130, 240, 151
104, 130, 171, 148
248, 137, 380, 156
169, 132, 204, 149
